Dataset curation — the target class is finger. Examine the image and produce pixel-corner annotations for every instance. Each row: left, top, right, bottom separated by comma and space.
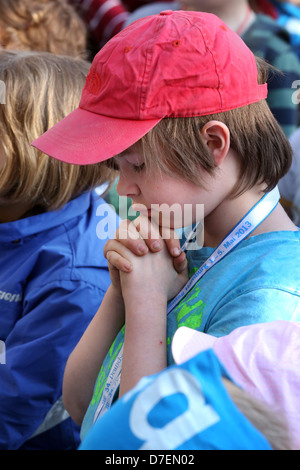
173, 251, 188, 274
160, 228, 182, 257
114, 220, 149, 256
133, 215, 163, 252
104, 238, 137, 267
115, 219, 141, 241
105, 249, 133, 273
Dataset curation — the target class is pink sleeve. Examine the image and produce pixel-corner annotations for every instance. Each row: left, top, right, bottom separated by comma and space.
214, 321, 300, 450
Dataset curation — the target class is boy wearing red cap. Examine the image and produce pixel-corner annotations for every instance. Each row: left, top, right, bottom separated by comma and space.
33, 11, 300, 442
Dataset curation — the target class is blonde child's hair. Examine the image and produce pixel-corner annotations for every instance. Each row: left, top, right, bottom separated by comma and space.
224, 379, 291, 450
0, 50, 116, 212
0, 0, 87, 58
127, 57, 292, 197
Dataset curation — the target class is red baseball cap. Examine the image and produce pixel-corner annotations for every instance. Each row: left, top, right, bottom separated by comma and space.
32, 10, 268, 165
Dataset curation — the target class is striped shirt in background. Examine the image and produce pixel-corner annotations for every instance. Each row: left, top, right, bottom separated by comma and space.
242, 13, 300, 137
70, 0, 173, 47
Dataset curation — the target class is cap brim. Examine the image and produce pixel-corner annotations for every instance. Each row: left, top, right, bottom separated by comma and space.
172, 326, 217, 364
32, 107, 161, 165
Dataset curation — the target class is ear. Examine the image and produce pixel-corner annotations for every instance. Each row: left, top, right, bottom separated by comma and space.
201, 120, 230, 166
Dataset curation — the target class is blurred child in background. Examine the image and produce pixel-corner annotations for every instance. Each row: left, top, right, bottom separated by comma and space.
0, 50, 117, 450
0, 0, 87, 57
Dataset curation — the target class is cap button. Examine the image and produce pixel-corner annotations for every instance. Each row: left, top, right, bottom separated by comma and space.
160, 10, 173, 15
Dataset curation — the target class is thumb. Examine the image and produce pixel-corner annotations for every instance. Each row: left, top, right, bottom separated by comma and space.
173, 251, 188, 274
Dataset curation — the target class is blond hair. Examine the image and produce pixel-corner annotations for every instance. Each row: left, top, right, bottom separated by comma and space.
0, 50, 116, 212
224, 379, 291, 450
130, 57, 292, 197
0, 0, 87, 58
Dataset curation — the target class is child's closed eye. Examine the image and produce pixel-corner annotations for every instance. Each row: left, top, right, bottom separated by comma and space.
132, 163, 145, 173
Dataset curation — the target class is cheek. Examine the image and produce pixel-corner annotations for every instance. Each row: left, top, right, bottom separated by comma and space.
149, 192, 200, 229
151, 204, 204, 230
141, 174, 206, 227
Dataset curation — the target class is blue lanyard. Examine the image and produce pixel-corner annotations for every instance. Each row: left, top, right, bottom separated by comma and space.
167, 187, 280, 314
93, 187, 280, 423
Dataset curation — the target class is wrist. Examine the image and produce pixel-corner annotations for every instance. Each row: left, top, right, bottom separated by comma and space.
108, 283, 124, 308
123, 285, 167, 306
123, 289, 168, 321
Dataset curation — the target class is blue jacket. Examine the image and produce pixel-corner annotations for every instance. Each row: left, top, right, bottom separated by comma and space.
0, 190, 119, 450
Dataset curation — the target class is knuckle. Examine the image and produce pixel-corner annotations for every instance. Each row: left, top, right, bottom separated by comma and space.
105, 250, 114, 262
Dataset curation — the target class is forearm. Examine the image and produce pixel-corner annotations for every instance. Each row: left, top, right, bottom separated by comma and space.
63, 285, 125, 425
104, 222, 188, 398
119, 292, 168, 397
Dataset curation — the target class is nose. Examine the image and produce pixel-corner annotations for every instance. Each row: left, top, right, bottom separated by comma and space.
116, 171, 141, 199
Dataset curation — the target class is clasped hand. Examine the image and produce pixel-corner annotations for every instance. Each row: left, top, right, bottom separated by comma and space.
104, 216, 189, 303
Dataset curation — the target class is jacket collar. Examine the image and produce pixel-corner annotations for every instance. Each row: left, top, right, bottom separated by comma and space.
0, 191, 92, 243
